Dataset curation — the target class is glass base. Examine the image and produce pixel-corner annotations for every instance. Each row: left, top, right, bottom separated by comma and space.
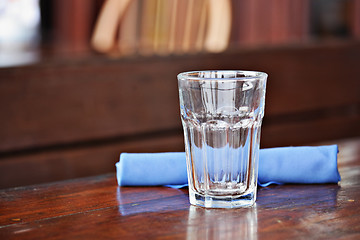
189, 189, 256, 208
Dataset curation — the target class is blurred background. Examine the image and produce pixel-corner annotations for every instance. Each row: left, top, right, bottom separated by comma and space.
0, 0, 359, 189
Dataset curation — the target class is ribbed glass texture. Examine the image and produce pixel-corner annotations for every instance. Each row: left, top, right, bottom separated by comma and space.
178, 70, 267, 208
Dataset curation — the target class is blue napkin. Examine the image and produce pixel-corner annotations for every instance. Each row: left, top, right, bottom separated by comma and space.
258, 145, 340, 186
116, 145, 340, 187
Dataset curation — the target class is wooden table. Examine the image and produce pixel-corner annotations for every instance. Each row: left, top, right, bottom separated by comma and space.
1, 138, 360, 239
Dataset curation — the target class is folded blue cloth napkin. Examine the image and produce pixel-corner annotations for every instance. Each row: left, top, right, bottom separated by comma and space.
116, 145, 340, 187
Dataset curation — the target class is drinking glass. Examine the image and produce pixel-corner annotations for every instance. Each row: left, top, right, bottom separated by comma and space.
178, 70, 267, 208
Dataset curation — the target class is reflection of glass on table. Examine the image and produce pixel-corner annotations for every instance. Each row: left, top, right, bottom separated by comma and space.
186, 205, 258, 240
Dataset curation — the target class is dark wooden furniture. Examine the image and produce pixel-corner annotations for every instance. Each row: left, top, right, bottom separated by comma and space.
1, 42, 360, 189
0, 137, 359, 239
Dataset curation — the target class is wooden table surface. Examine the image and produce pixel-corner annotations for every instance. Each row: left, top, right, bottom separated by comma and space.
1, 138, 360, 239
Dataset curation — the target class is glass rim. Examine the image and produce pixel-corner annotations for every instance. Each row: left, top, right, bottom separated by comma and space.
177, 70, 268, 82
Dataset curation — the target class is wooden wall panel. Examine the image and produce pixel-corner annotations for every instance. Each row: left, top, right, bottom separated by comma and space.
1, 43, 359, 153
0, 134, 184, 189
0, 59, 181, 152
262, 112, 360, 147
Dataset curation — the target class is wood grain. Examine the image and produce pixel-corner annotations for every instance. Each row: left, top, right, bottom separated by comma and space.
0, 138, 359, 239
